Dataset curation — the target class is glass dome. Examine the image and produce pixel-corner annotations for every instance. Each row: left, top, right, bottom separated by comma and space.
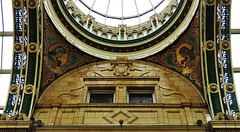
74, 0, 171, 27
45, 0, 198, 59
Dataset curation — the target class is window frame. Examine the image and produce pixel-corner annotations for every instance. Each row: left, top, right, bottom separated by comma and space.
127, 89, 156, 103
86, 89, 116, 103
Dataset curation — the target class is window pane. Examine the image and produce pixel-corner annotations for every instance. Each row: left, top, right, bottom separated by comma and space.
135, 0, 152, 15
231, 34, 240, 67
1, 36, 13, 69
0, 74, 11, 106
75, 1, 90, 15
231, 0, 240, 29
140, 10, 154, 23
123, 17, 140, 26
92, 0, 108, 15
155, 0, 170, 14
105, 18, 121, 27
123, 0, 137, 17
90, 11, 105, 24
234, 73, 240, 105
2, 0, 13, 31
107, 0, 121, 17
129, 94, 153, 103
90, 94, 113, 103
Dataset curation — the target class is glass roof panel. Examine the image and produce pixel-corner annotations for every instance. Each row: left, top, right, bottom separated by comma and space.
231, 0, 240, 29
2, 0, 13, 32
2, 36, 13, 69
155, 0, 169, 14
123, 17, 140, 26
150, 0, 160, 6
123, 0, 138, 18
90, 11, 105, 24
107, 0, 121, 18
75, 0, 90, 15
234, 73, 240, 104
77, 0, 170, 26
231, 34, 240, 68
0, 74, 11, 106
92, 0, 108, 15
81, 0, 95, 7
0, 1, 3, 31
135, 0, 152, 14
140, 10, 154, 23
105, 18, 121, 27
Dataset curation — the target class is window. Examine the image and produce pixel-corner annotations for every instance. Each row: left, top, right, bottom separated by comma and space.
127, 35, 133, 40
231, 0, 240, 105
90, 94, 113, 103
86, 87, 115, 103
138, 33, 144, 38
0, 0, 13, 114
127, 87, 155, 103
112, 35, 117, 40
129, 94, 153, 103
101, 33, 107, 38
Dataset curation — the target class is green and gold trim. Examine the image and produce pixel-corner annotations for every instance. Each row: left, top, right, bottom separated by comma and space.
5, 0, 42, 118
203, 0, 224, 116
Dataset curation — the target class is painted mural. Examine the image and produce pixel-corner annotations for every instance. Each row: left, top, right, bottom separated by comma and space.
41, 9, 202, 95
145, 11, 202, 89
41, 12, 100, 92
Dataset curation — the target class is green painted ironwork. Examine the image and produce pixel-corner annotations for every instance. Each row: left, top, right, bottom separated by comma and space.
206, 51, 217, 84
26, 53, 37, 85
206, 6, 214, 41
211, 93, 222, 115
21, 94, 33, 116
29, 9, 38, 43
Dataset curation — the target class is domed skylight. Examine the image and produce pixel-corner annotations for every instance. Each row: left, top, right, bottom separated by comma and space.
74, 0, 171, 26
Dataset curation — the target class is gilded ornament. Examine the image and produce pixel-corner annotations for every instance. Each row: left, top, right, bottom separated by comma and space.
25, 85, 33, 93
10, 85, 18, 93
14, 44, 22, 52
222, 0, 230, 4
210, 84, 218, 92
29, 43, 37, 52
28, 0, 36, 8
222, 41, 229, 50
14, 0, 21, 8
207, 0, 214, 4
206, 41, 214, 50
226, 83, 234, 92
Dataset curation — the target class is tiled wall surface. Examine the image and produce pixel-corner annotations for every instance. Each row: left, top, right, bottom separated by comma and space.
34, 60, 208, 125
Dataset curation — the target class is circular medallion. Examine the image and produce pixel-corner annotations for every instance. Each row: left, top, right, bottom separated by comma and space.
10, 85, 18, 94
222, 41, 230, 50
206, 0, 214, 4
29, 43, 37, 52
14, 0, 21, 8
226, 83, 234, 92
210, 84, 218, 92
28, 0, 36, 8
25, 85, 33, 93
222, 0, 230, 4
14, 44, 22, 52
206, 41, 214, 50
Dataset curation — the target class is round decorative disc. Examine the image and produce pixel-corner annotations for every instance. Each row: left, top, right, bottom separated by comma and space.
210, 84, 218, 92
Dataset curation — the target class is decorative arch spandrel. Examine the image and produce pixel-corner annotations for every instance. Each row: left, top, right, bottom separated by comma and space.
38, 60, 205, 105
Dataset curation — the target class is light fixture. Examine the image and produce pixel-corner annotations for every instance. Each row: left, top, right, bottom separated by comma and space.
197, 119, 203, 126
119, 119, 123, 126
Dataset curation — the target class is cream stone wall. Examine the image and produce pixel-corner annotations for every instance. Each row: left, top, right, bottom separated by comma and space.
34, 60, 208, 126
